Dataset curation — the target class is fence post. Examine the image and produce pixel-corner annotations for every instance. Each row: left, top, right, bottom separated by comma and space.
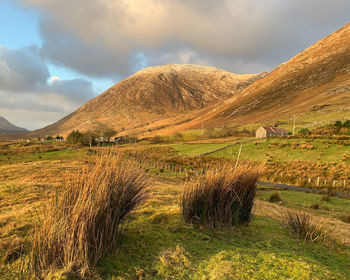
235, 143, 243, 168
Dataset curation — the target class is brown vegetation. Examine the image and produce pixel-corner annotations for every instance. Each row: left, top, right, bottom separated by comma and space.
31, 150, 149, 278
181, 163, 262, 228
269, 192, 282, 203
281, 210, 330, 244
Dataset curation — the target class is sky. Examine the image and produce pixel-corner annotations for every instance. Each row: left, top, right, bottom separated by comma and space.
0, 0, 349, 130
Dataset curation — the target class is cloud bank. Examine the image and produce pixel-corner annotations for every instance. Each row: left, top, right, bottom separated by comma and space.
23, 0, 350, 77
0, 46, 95, 130
2, 0, 350, 130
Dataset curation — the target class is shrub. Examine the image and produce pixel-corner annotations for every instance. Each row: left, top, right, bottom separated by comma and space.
281, 210, 329, 243
82, 130, 97, 147
310, 203, 319, 210
31, 149, 149, 278
150, 136, 163, 144
343, 120, 350, 128
181, 163, 262, 228
172, 132, 184, 141
341, 215, 350, 223
269, 192, 282, 203
298, 128, 311, 136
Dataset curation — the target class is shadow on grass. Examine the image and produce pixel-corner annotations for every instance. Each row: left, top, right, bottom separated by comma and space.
98, 186, 350, 280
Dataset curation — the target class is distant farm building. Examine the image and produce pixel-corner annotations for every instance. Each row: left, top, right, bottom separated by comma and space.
256, 126, 288, 138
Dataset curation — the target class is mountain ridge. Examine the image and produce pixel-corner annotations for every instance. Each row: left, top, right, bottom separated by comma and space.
0, 116, 29, 134
27, 64, 265, 137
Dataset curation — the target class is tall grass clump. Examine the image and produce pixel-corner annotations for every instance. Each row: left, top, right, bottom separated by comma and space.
269, 192, 282, 203
281, 210, 330, 243
181, 163, 262, 228
31, 149, 149, 278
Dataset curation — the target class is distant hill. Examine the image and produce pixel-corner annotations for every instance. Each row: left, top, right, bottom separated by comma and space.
0, 116, 28, 134
28, 64, 265, 137
164, 22, 350, 132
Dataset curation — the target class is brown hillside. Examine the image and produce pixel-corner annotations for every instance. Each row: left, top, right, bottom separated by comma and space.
27, 64, 264, 137
173, 22, 350, 131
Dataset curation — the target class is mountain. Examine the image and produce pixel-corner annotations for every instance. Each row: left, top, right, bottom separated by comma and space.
0, 116, 28, 134
17, 22, 350, 139
29, 64, 265, 137
176, 22, 350, 130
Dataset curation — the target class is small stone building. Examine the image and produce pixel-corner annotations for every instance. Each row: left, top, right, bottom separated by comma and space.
256, 126, 288, 139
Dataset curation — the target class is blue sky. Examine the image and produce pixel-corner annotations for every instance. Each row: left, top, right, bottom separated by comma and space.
0, 1, 40, 48
0, 0, 349, 130
0, 0, 113, 94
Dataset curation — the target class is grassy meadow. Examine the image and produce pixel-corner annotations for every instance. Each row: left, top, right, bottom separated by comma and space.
0, 138, 349, 279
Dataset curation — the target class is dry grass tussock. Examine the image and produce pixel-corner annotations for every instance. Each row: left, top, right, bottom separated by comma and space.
281, 209, 333, 245
182, 163, 263, 228
31, 149, 150, 278
268, 192, 282, 203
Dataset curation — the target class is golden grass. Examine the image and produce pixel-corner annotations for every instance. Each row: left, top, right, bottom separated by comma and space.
30, 149, 150, 278
181, 163, 263, 228
281, 209, 331, 244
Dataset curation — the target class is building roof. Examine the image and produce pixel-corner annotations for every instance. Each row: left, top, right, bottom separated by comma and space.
262, 126, 288, 133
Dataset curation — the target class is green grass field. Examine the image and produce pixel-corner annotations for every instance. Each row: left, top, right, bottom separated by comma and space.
166, 137, 350, 163
1, 142, 350, 279
0, 148, 84, 164
256, 188, 350, 222
96, 182, 350, 279
169, 142, 235, 157
210, 138, 349, 163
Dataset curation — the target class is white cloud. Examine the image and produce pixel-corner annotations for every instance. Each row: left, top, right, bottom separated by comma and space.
0, 45, 49, 92
0, 46, 96, 130
49, 75, 60, 83
21, 0, 350, 77
2, 1, 350, 129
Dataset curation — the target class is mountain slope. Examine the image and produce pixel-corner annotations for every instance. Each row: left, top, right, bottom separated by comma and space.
184, 22, 350, 129
0, 116, 28, 134
29, 64, 265, 137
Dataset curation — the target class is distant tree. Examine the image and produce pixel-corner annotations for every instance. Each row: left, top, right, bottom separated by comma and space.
102, 128, 116, 142
66, 130, 84, 145
96, 127, 116, 145
44, 135, 54, 141
334, 120, 343, 128
343, 120, 350, 128
83, 130, 97, 147
55, 135, 64, 141
298, 128, 311, 136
